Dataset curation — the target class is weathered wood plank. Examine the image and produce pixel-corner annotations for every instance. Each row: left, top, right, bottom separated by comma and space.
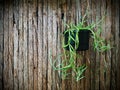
47, 0, 53, 90
52, 0, 60, 89
8, 0, 14, 89
56, 0, 62, 89
114, 0, 120, 90
18, 0, 24, 90
32, 0, 38, 90
42, 0, 48, 90
116, 0, 120, 90
100, 5, 107, 89
60, 0, 67, 90
28, 0, 34, 90
23, 0, 28, 90
3, 1, 9, 89
0, 0, 3, 89
95, 0, 101, 90
13, 24, 19, 90
13, 0, 19, 90
110, 0, 117, 90
89, 0, 96, 90
38, 0, 43, 90
104, 0, 112, 90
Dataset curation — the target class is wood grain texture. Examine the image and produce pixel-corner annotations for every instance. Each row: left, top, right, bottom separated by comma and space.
38, 0, 43, 90
115, 0, 120, 89
18, 0, 24, 90
105, 0, 112, 89
111, 0, 117, 89
8, 0, 14, 90
32, 0, 38, 90
28, 0, 34, 90
42, 0, 48, 90
0, 0, 119, 90
47, 0, 53, 90
95, 0, 100, 90
23, 0, 28, 90
3, 1, 9, 89
0, 0, 3, 89
13, 0, 19, 90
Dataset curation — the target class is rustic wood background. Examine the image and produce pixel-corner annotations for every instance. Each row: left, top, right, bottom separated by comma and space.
0, 0, 120, 90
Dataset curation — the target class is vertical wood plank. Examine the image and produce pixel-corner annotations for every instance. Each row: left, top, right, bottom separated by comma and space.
23, 0, 28, 90
52, 0, 59, 89
95, 0, 101, 90
114, 0, 119, 90
47, 0, 53, 90
28, 0, 34, 90
8, 0, 14, 89
13, 0, 19, 90
3, 0, 9, 89
116, 0, 120, 89
60, 0, 67, 90
32, 0, 38, 90
110, 0, 117, 89
42, 0, 48, 90
56, 0, 62, 89
104, 0, 112, 89
100, 0, 106, 89
90, 0, 96, 89
13, 24, 19, 90
18, 0, 24, 89
13, 0, 19, 89
38, 0, 43, 90
0, 0, 4, 89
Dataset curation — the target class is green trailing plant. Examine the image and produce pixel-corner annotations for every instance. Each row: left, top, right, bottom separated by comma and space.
50, 9, 111, 81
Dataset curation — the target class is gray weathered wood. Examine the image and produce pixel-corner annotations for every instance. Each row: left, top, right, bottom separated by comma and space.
42, 0, 48, 90
0, 0, 119, 90
47, 0, 53, 90
28, 0, 34, 90
8, 0, 14, 89
13, 0, 19, 90
23, 0, 28, 90
38, 0, 43, 90
18, 0, 24, 90
32, 0, 38, 90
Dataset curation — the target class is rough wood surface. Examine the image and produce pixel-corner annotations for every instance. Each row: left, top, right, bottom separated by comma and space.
38, 0, 43, 90
47, 0, 53, 90
8, 0, 14, 90
0, 0, 120, 90
28, 0, 34, 90
0, 0, 3, 89
42, 0, 48, 90
3, 1, 9, 89
23, 0, 28, 90
13, 0, 19, 90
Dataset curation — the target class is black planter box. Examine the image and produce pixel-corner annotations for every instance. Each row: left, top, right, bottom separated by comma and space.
64, 30, 90, 51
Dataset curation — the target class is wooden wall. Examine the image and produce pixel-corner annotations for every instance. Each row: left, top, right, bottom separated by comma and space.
0, 0, 120, 90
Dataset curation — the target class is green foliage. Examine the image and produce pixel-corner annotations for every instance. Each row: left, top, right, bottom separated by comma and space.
50, 9, 111, 82
49, 49, 87, 81
63, 10, 111, 52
